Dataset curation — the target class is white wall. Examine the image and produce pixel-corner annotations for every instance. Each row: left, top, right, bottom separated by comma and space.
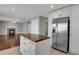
69, 5, 79, 54
48, 5, 79, 54
21, 22, 28, 34
27, 22, 31, 33
31, 16, 48, 35
0, 21, 7, 35
31, 17, 40, 34
39, 16, 48, 35
16, 23, 23, 34
0, 21, 28, 35
0, 21, 17, 35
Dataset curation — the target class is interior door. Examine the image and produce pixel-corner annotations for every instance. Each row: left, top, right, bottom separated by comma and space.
57, 17, 69, 52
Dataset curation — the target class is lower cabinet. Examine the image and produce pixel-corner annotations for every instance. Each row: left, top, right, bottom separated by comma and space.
20, 36, 35, 55
20, 35, 50, 55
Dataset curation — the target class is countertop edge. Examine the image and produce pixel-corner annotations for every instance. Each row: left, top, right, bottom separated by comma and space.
20, 34, 50, 42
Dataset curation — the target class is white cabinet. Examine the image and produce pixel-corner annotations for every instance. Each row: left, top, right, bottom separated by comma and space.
28, 41, 35, 55
49, 7, 70, 19
20, 36, 35, 55
36, 39, 50, 55
20, 35, 50, 55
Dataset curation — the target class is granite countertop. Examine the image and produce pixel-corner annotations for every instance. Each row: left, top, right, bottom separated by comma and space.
20, 33, 50, 42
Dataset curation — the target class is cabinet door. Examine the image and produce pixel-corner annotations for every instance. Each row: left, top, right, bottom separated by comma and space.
20, 36, 35, 55
22, 39, 35, 55
28, 40, 35, 55
20, 37, 30, 55
20, 46, 29, 55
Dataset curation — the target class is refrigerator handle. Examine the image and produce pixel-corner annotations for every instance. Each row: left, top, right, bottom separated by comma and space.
53, 27, 57, 34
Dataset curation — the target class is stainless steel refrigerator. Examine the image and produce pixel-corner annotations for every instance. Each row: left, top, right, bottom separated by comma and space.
52, 17, 70, 53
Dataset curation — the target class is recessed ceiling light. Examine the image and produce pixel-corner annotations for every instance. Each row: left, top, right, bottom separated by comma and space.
12, 8, 16, 11
50, 5, 54, 8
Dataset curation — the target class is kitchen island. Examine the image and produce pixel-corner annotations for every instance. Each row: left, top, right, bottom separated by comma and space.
20, 33, 50, 55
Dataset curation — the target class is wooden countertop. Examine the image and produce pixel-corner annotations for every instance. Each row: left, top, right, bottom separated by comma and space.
20, 33, 50, 42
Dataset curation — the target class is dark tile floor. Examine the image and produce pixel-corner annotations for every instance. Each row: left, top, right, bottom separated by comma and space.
0, 35, 20, 51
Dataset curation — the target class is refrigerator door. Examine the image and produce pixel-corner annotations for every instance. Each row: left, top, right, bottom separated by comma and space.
52, 20, 57, 48
57, 18, 68, 52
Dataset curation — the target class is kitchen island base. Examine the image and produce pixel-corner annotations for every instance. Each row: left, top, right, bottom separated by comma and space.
20, 34, 50, 55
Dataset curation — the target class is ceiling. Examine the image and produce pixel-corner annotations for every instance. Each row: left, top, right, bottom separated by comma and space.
0, 4, 70, 22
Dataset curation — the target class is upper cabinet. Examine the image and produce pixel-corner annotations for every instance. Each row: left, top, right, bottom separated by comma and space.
49, 6, 71, 19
